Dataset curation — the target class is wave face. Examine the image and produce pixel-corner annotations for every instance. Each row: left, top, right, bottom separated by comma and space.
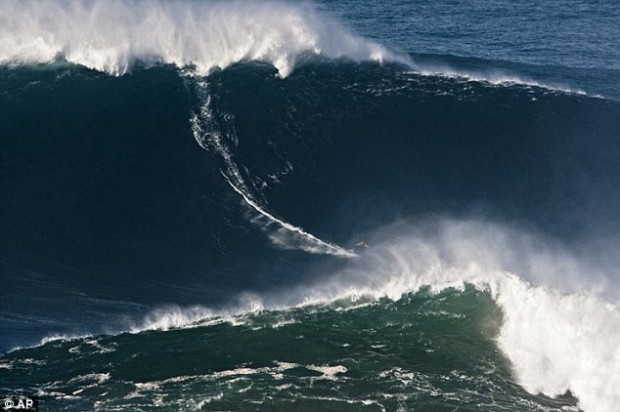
1, 1, 620, 411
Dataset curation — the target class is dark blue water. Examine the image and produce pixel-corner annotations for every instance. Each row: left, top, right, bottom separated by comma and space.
1, 1, 619, 411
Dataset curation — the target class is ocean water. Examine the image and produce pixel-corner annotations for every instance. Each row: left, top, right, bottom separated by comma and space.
1, 0, 619, 411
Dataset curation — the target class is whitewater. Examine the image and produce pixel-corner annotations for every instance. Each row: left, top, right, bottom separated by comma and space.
121, 218, 620, 412
1, 1, 619, 411
0, 0, 410, 76
1, 0, 597, 95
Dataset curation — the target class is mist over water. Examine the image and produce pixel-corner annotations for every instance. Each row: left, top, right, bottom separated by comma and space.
0, 0, 409, 76
1, 0, 619, 411
297, 218, 620, 412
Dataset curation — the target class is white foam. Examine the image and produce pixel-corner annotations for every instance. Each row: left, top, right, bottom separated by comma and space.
409, 66, 590, 95
0, 0, 409, 77
305, 364, 348, 381
313, 219, 618, 412
496, 277, 620, 412
128, 362, 301, 396
37, 333, 92, 347
130, 218, 619, 412
132, 305, 230, 333
68, 372, 111, 385
0, 0, 596, 101
25, 215, 613, 412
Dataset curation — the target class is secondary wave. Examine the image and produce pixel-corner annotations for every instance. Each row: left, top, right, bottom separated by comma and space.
127, 218, 619, 412
0, 0, 409, 76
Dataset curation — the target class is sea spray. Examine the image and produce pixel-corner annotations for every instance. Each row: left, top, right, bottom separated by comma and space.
0, 0, 409, 76
122, 218, 620, 411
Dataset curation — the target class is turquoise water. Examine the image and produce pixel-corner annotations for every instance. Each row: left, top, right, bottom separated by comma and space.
1, 287, 581, 411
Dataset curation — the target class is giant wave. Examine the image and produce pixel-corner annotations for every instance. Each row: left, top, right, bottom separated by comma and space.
1, 1, 619, 412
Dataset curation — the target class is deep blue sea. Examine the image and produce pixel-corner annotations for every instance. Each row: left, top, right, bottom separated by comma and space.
1, 0, 619, 411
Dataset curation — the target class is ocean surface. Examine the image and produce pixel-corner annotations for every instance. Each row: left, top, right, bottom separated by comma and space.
1, 0, 619, 411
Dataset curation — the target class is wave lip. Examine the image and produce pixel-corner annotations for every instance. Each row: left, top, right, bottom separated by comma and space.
0, 0, 411, 76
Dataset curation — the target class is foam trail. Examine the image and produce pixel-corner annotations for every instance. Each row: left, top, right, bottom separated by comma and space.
409, 66, 590, 96
0, 0, 410, 77
190, 79, 355, 258
225, 177, 356, 257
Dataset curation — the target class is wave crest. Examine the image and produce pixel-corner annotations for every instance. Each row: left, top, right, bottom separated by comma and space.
130, 218, 620, 412
0, 0, 410, 76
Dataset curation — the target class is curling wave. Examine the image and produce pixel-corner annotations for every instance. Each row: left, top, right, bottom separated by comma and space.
129, 218, 619, 412
0, 0, 410, 76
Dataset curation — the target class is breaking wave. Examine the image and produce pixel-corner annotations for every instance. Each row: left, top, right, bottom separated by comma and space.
0, 0, 410, 76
